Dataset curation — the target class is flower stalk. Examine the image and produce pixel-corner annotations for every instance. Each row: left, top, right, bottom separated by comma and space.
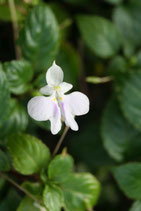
8, 0, 21, 59
52, 126, 69, 157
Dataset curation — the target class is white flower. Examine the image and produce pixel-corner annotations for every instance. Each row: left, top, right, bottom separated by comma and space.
27, 61, 89, 135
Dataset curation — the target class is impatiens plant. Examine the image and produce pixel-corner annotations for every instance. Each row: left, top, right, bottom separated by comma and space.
0, 1, 100, 210
2, 0, 141, 210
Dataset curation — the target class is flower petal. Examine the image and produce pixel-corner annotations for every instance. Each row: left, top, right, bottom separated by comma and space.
50, 103, 62, 135
46, 61, 64, 86
27, 96, 54, 121
59, 82, 73, 93
63, 91, 89, 116
27, 96, 62, 134
65, 113, 79, 131
40, 85, 54, 95
61, 101, 78, 131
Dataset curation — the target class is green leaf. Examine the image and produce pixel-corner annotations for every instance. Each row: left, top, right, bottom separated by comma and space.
62, 173, 101, 210
102, 98, 141, 162
17, 182, 43, 211
77, 16, 121, 58
113, 163, 141, 200
0, 99, 28, 138
22, 181, 43, 196
56, 43, 80, 87
17, 197, 40, 211
0, 68, 10, 126
48, 153, 74, 184
107, 56, 127, 77
0, 189, 21, 211
118, 71, 141, 131
130, 201, 141, 211
3, 60, 33, 95
43, 184, 63, 211
113, 1, 141, 51
19, 5, 59, 72
0, 150, 10, 172
7, 133, 50, 175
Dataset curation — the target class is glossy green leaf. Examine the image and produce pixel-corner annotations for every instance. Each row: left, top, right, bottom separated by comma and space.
0, 99, 28, 138
0, 68, 10, 126
43, 184, 63, 211
19, 5, 59, 72
118, 71, 141, 131
130, 201, 141, 211
7, 133, 50, 175
113, 0, 141, 50
102, 98, 141, 162
48, 153, 74, 184
77, 16, 121, 58
4, 60, 33, 95
113, 163, 141, 200
62, 173, 101, 210
0, 150, 10, 172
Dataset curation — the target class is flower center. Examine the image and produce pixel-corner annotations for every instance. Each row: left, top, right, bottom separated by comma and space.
54, 85, 60, 91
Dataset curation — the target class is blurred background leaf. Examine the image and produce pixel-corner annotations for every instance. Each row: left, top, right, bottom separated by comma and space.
102, 98, 141, 162
77, 16, 121, 58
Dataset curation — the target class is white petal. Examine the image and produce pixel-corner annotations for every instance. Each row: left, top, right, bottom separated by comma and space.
46, 61, 64, 86
59, 82, 73, 93
27, 96, 54, 121
60, 100, 78, 131
63, 91, 89, 116
65, 113, 79, 131
40, 85, 54, 95
50, 102, 62, 135
27, 96, 62, 134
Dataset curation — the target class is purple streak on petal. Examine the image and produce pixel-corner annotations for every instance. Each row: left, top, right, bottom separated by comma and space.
60, 102, 66, 117
53, 102, 60, 117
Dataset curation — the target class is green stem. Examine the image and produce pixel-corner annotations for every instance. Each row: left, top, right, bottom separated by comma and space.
86, 76, 113, 84
0, 172, 42, 203
52, 126, 69, 157
8, 0, 21, 59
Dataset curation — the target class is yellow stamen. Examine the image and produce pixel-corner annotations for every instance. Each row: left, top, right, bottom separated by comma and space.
54, 85, 60, 90
59, 97, 63, 100
53, 98, 56, 101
